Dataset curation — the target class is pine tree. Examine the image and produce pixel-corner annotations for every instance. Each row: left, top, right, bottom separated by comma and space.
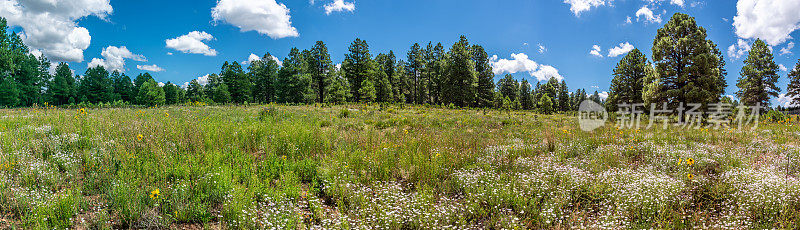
473, 45, 495, 108
406, 43, 425, 104
221, 61, 251, 103
48, 62, 76, 105
276, 48, 311, 103
607, 49, 648, 111
787, 59, 800, 106
134, 73, 154, 92
558, 80, 570, 112
0, 73, 19, 107
250, 53, 280, 103
187, 79, 206, 102
442, 36, 478, 107
538, 94, 554, 114
343, 39, 375, 101
519, 79, 533, 110
325, 68, 351, 103
136, 79, 165, 106
651, 13, 726, 108
736, 39, 780, 107
498, 74, 518, 102
80, 66, 113, 104
306, 41, 333, 103
163, 82, 178, 105
359, 79, 377, 102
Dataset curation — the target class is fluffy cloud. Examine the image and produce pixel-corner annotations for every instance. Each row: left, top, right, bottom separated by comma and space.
780, 42, 794, 55
779, 64, 788, 72
242, 53, 283, 66
733, 0, 800, 46
324, 0, 355, 15
490, 53, 563, 81
0, 0, 112, 62
137, 64, 164, 72
635, 6, 662, 24
212, 0, 299, 39
670, 0, 685, 6
87, 46, 146, 72
563, 0, 608, 16
599, 91, 609, 100
590, 45, 603, 57
727, 39, 752, 59
777, 93, 799, 107
182, 74, 210, 88
165, 31, 218, 56
608, 42, 634, 57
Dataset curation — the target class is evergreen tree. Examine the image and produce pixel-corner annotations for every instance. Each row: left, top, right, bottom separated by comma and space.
538, 94, 554, 114
558, 80, 570, 111
221, 61, 251, 103
48, 62, 76, 105
519, 79, 533, 110
134, 73, 154, 92
250, 53, 280, 103
651, 13, 726, 108
163, 82, 179, 104
359, 79, 377, 102
342, 39, 377, 102
80, 66, 113, 103
429, 43, 446, 104
0, 73, 19, 107
276, 48, 311, 103
325, 68, 351, 103
186, 79, 206, 102
406, 43, 425, 103
787, 59, 800, 106
473, 45, 495, 108
374, 53, 395, 102
736, 39, 780, 106
498, 74, 518, 102
607, 49, 648, 111
136, 79, 165, 106
442, 36, 478, 107
306, 41, 333, 103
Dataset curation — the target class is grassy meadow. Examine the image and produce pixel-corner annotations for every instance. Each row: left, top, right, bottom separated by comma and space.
0, 104, 798, 229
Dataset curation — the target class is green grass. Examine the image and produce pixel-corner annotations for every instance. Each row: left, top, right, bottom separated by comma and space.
0, 104, 798, 229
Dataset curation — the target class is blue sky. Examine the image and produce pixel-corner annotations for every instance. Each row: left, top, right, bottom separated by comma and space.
2, 0, 799, 105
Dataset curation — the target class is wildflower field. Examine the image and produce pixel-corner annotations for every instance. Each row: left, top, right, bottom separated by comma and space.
0, 105, 798, 229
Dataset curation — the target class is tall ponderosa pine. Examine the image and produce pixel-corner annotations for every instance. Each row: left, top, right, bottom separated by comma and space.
473, 45, 495, 108
342, 39, 376, 102
80, 66, 113, 103
136, 79, 165, 106
111, 71, 135, 102
736, 39, 780, 106
607, 49, 648, 111
787, 59, 800, 106
48, 62, 76, 105
250, 53, 280, 103
163, 82, 179, 105
442, 36, 478, 107
406, 43, 425, 103
276, 48, 311, 103
519, 79, 533, 110
0, 73, 19, 107
186, 79, 206, 102
498, 74, 518, 102
325, 68, 351, 103
650, 13, 726, 108
221, 61, 251, 103
558, 80, 570, 111
306, 41, 333, 103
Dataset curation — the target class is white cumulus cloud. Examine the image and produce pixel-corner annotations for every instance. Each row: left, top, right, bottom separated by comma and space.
563, 0, 608, 16
590, 45, 603, 57
733, 0, 800, 46
779, 64, 788, 72
635, 6, 662, 24
212, 0, 299, 39
780, 42, 794, 55
0, 0, 112, 62
165, 31, 218, 56
87, 46, 146, 72
599, 91, 609, 100
608, 42, 634, 57
137, 64, 164, 72
324, 0, 355, 15
490, 53, 563, 81
777, 93, 799, 107
727, 39, 752, 59
242, 53, 283, 66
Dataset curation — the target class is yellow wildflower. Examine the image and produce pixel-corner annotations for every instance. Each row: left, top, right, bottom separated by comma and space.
150, 189, 160, 199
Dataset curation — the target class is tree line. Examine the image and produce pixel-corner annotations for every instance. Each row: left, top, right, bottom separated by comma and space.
607, 13, 800, 112
0, 16, 599, 113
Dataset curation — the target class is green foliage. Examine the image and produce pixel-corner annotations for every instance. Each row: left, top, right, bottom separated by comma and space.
498, 74, 519, 102
788, 59, 800, 106
607, 49, 648, 111
343, 38, 376, 101
221, 61, 251, 104
136, 79, 166, 106
651, 13, 726, 106
163, 82, 179, 105
0, 73, 19, 106
538, 94, 554, 114
736, 39, 780, 107
442, 36, 478, 107
79, 66, 113, 104
250, 53, 280, 103
306, 41, 334, 103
